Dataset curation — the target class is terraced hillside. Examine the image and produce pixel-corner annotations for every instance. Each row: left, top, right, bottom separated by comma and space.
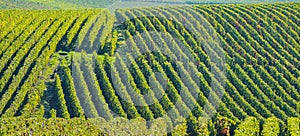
0, 2, 299, 135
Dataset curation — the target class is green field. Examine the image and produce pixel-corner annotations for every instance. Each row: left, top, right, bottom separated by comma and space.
0, 1, 300, 135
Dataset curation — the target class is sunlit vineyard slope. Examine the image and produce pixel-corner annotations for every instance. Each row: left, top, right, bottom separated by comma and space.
0, 2, 299, 135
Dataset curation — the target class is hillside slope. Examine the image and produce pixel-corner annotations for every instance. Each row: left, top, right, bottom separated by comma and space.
0, 0, 116, 9
0, 2, 299, 135
1, 0, 299, 9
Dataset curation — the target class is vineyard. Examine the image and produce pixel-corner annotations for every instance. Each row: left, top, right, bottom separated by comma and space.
0, 2, 300, 135
0, 0, 117, 9
1, 0, 298, 9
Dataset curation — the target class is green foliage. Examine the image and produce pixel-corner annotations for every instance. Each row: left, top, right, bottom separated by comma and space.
171, 118, 188, 136
0, 2, 299, 135
196, 117, 210, 136
234, 117, 260, 136
94, 54, 127, 118
54, 74, 70, 119
287, 117, 300, 136
73, 57, 99, 118
297, 101, 300, 114
92, 117, 171, 135
0, 117, 103, 135
59, 64, 85, 118
261, 117, 280, 136
0, 0, 117, 9
50, 109, 57, 118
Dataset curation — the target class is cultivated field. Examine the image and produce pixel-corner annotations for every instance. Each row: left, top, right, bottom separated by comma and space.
0, 2, 299, 135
